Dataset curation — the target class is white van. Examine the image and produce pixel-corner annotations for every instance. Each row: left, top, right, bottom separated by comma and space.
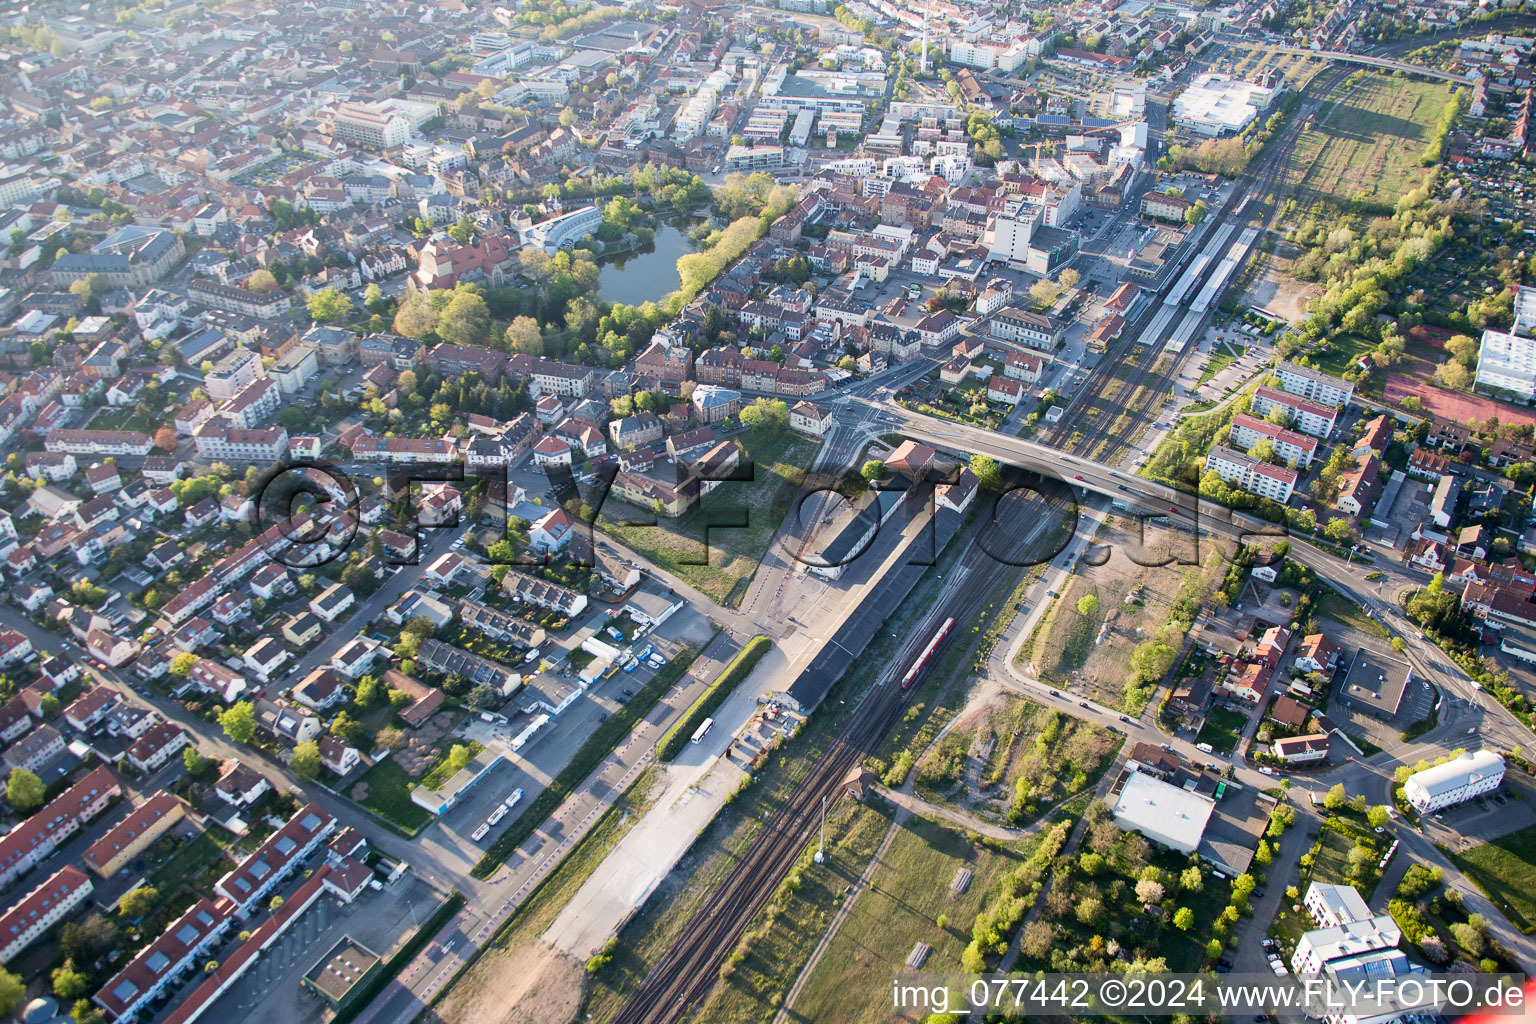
1196, 742, 1214, 754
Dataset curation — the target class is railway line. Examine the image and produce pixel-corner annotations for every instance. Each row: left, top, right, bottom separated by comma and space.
1041, 65, 1348, 468
610, 62, 1355, 1024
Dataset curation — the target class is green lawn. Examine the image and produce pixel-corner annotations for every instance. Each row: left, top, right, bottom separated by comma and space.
1316, 587, 1390, 639
781, 812, 1031, 1024
1196, 707, 1247, 756
1288, 73, 1452, 209
1304, 817, 1385, 900
146, 829, 228, 898
1308, 333, 1377, 378
352, 758, 433, 834
1445, 823, 1536, 933
595, 426, 820, 606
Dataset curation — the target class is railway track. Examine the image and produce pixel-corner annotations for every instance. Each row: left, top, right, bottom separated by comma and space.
610, 61, 1358, 1024
1042, 63, 1350, 467
609, 471, 1065, 1024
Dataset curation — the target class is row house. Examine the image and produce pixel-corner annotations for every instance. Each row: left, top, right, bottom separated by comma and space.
214, 803, 336, 916
0, 866, 94, 963
92, 897, 229, 1022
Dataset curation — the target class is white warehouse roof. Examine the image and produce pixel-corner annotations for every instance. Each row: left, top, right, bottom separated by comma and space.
1404, 750, 1504, 801
1111, 770, 1214, 855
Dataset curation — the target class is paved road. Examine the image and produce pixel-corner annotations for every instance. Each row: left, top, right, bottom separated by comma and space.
352, 628, 739, 1024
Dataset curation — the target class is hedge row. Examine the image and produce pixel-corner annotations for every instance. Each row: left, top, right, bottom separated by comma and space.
656, 636, 772, 761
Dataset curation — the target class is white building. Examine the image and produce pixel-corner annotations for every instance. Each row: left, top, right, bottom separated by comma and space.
1251, 386, 1338, 439
1277, 360, 1354, 407
1305, 882, 1373, 928
1205, 444, 1298, 503
1477, 327, 1536, 400
983, 206, 1039, 262
1229, 413, 1318, 467
332, 102, 412, 148
1171, 73, 1278, 137
526, 206, 602, 254
1110, 770, 1214, 856
1402, 750, 1505, 814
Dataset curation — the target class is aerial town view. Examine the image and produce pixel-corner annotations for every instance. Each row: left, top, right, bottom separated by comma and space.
5, 0, 1536, 1023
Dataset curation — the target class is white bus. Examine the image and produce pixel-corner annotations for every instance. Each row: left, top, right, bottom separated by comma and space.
691, 718, 714, 744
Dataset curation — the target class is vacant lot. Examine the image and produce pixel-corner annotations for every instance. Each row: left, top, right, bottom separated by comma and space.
351, 757, 433, 834
1303, 816, 1386, 900
1316, 587, 1389, 640
1288, 73, 1452, 209
1446, 822, 1536, 933
1020, 520, 1192, 713
596, 426, 820, 606
917, 695, 1121, 827
786, 813, 1033, 1024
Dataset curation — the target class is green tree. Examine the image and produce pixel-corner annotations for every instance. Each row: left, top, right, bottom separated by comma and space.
505, 315, 543, 355
290, 740, 321, 779
1180, 865, 1203, 892
438, 290, 492, 347
219, 701, 257, 744
183, 746, 207, 776
860, 459, 884, 481
246, 268, 279, 293
1367, 805, 1391, 829
307, 287, 353, 323
1324, 783, 1347, 810
51, 961, 89, 1000
1079, 851, 1105, 876
1077, 594, 1100, 617
6, 767, 45, 812
447, 743, 472, 772
1173, 906, 1195, 931
119, 887, 159, 919
968, 453, 1002, 490
169, 651, 198, 677
0, 968, 22, 1017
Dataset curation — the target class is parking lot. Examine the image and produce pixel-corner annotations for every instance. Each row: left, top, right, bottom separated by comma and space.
212, 874, 442, 1024
1422, 774, 1536, 851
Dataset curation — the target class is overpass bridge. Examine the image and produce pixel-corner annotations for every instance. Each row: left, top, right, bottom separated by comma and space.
1268, 45, 1474, 85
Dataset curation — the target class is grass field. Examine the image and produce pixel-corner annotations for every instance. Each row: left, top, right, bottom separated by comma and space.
1445, 822, 1536, 933
1021, 521, 1189, 714
1304, 817, 1385, 900
595, 426, 820, 606
352, 758, 433, 834
917, 696, 1122, 827
784, 813, 1033, 1024
1287, 73, 1453, 210
1196, 706, 1247, 756
1316, 587, 1390, 640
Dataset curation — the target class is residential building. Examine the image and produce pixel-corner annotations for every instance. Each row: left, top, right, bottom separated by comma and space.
0, 866, 93, 962
1204, 445, 1298, 503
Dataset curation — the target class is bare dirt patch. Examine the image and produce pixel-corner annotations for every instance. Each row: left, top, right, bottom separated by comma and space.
1240, 255, 1322, 324
432, 941, 585, 1024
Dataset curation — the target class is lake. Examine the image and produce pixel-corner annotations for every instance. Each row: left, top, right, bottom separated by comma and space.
597, 221, 698, 306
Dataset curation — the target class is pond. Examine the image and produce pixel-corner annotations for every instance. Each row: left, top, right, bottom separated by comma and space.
597, 220, 700, 306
